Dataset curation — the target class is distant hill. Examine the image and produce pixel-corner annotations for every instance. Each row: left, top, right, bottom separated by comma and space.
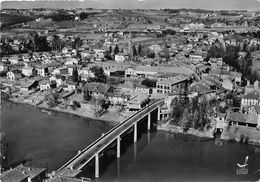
0, 13, 34, 29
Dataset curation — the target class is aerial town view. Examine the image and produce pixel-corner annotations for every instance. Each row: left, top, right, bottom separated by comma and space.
0, 0, 260, 181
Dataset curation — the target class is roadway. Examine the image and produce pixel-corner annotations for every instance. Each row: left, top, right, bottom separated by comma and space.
55, 99, 164, 177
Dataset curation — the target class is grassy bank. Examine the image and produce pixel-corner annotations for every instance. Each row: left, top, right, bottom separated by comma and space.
8, 98, 134, 124
157, 121, 215, 138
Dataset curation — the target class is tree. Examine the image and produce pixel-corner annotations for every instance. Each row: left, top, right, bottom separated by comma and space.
141, 79, 156, 88
147, 52, 155, 58
180, 108, 191, 132
207, 44, 225, 59
34, 34, 51, 52
46, 93, 60, 108
114, 45, 119, 55
104, 50, 112, 60
83, 90, 91, 101
89, 66, 107, 83
132, 45, 137, 56
241, 51, 252, 76
72, 37, 83, 50
72, 67, 79, 83
138, 44, 142, 56
109, 45, 112, 54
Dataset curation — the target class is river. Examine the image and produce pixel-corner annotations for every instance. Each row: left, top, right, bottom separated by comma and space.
2, 102, 260, 181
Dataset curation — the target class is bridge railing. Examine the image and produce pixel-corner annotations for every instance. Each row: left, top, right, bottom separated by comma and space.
55, 98, 164, 173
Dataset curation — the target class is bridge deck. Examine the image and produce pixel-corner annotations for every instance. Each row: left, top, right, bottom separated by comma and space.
55, 99, 164, 177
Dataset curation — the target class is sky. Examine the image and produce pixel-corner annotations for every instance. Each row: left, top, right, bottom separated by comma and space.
1, 0, 260, 10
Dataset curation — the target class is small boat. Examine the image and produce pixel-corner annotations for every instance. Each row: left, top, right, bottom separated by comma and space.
41, 109, 52, 116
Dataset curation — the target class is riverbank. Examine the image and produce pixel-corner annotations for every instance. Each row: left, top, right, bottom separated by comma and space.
221, 125, 260, 146
157, 121, 215, 138
8, 98, 134, 124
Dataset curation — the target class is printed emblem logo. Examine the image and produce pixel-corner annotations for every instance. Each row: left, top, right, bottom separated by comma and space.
236, 156, 249, 175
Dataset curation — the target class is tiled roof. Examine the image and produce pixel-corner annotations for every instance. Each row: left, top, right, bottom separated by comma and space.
227, 112, 247, 123
0, 169, 28, 182
157, 75, 188, 85
83, 83, 110, 94
15, 164, 46, 179
227, 112, 258, 125
243, 92, 259, 100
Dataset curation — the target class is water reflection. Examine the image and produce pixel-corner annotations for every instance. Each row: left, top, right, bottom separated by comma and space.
2, 102, 112, 171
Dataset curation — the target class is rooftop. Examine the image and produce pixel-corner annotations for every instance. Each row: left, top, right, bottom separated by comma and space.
157, 75, 188, 85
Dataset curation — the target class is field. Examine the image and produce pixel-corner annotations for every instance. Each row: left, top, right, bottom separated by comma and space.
0, 13, 34, 29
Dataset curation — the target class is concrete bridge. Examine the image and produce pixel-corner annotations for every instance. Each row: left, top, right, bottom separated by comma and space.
54, 99, 164, 178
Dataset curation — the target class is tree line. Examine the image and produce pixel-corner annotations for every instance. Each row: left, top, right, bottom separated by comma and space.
169, 92, 213, 132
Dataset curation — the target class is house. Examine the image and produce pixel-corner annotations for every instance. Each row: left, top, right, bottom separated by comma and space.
79, 67, 94, 81
7, 70, 22, 80
215, 113, 228, 131
19, 80, 38, 92
248, 105, 260, 128
156, 75, 189, 94
97, 61, 131, 76
52, 67, 68, 75
126, 94, 149, 111
209, 58, 223, 68
241, 91, 259, 109
83, 83, 111, 99
39, 80, 52, 91
115, 53, 127, 63
125, 67, 135, 77
135, 84, 153, 94
189, 82, 217, 100
22, 66, 35, 77
50, 75, 66, 87
222, 77, 234, 91
128, 65, 194, 78
65, 58, 79, 65
149, 44, 162, 54
119, 81, 136, 93
67, 65, 82, 76
227, 111, 259, 128
0, 62, 7, 72
63, 81, 76, 92
8, 56, 19, 64
47, 175, 89, 182
107, 92, 130, 105
35, 65, 50, 77
0, 169, 28, 182
0, 164, 46, 182
15, 164, 46, 182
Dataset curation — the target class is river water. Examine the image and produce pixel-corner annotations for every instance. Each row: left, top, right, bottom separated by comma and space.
2, 102, 260, 181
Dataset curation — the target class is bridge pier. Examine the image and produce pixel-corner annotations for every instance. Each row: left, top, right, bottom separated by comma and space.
134, 123, 137, 143
147, 113, 151, 130
95, 154, 99, 178
157, 106, 160, 121
117, 136, 121, 158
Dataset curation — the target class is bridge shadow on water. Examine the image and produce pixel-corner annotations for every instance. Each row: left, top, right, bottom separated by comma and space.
76, 109, 158, 180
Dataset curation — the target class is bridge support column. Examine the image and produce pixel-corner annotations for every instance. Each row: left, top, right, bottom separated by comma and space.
134, 123, 137, 143
157, 106, 160, 121
117, 136, 121, 158
147, 113, 151, 130
95, 154, 99, 178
